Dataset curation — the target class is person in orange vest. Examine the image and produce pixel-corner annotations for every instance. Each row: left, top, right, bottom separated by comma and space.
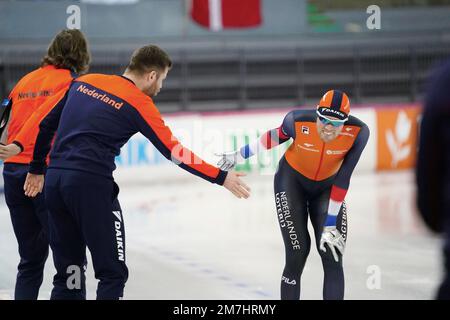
217, 90, 370, 300
0, 29, 90, 300
1, 44, 250, 299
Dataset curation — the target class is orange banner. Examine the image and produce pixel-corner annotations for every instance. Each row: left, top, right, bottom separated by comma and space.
376, 106, 422, 170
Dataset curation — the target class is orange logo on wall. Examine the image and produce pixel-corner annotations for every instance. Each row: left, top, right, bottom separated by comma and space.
376, 106, 421, 170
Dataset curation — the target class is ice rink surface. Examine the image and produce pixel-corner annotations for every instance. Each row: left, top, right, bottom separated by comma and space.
0, 170, 443, 300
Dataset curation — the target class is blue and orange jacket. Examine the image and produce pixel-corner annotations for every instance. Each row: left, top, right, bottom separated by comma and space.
5, 65, 75, 164
14, 74, 227, 185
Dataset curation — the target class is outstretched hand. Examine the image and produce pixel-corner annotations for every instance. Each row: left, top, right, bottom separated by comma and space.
222, 171, 251, 199
215, 150, 244, 171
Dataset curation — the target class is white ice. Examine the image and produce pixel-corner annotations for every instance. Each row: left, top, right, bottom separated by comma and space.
0, 170, 443, 300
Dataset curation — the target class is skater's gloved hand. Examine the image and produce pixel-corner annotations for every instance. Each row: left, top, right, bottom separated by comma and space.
24, 173, 44, 198
320, 226, 345, 262
0, 143, 21, 160
215, 150, 244, 171
223, 170, 251, 199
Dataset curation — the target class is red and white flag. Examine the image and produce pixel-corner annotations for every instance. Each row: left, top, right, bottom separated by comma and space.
190, 0, 262, 31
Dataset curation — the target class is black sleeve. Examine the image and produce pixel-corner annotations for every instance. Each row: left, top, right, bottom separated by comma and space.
416, 106, 442, 232
28, 91, 69, 174
333, 124, 370, 190
416, 61, 450, 233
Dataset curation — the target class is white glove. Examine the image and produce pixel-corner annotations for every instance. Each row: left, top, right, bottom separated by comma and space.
215, 150, 245, 171
319, 226, 345, 262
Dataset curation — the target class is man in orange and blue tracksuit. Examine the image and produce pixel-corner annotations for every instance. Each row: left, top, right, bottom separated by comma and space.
6, 45, 249, 300
0, 29, 90, 300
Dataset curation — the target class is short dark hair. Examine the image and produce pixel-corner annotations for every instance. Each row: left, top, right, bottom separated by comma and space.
126, 45, 172, 75
42, 29, 90, 74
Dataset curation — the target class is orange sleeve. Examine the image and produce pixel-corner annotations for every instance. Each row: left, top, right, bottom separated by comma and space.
132, 99, 227, 185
